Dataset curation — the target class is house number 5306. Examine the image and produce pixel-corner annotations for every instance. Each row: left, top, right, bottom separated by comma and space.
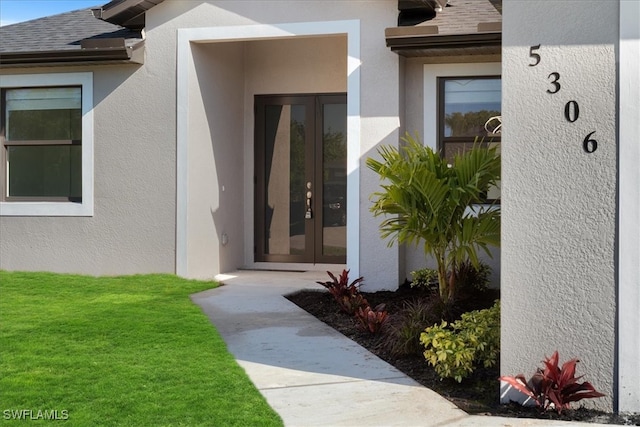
529, 44, 597, 153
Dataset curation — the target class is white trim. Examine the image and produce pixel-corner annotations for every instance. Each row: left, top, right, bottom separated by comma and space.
176, 30, 190, 278
176, 20, 361, 278
0, 72, 94, 217
618, 0, 640, 413
423, 63, 501, 150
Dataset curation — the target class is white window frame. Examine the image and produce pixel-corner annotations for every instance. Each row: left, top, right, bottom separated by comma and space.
424, 63, 502, 205
424, 63, 501, 150
0, 72, 94, 216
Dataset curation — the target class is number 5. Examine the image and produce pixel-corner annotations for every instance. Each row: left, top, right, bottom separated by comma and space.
529, 44, 541, 67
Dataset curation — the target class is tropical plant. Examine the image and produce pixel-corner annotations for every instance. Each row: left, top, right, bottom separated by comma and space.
367, 133, 500, 302
500, 351, 606, 414
420, 300, 500, 382
354, 303, 389, 334
317, 269, 367, 315
339, 291, 369, 316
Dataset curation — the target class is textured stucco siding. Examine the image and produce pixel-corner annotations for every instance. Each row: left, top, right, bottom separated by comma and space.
0, 65, 177, 276
501, 0, 618, 411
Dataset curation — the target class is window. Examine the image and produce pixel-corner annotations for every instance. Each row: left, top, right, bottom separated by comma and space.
3, 87, 82, 201
438, 76, 501, 201
0, 73, 93, 216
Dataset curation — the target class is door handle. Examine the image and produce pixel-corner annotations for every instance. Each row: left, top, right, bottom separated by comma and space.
305, 182, 312, 219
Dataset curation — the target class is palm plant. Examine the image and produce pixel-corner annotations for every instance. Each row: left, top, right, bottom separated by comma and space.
366, 133, 500, 302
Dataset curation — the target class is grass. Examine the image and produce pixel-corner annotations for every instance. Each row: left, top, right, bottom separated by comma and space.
0, 271, 283, 426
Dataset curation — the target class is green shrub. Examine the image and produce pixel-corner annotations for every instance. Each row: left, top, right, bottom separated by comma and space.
411, 261, 491, 294
410, 268, 438, 290
420, 300, 500, 382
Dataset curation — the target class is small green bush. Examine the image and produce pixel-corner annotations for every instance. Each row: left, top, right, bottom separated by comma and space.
410, 268, 438, 290
411, 261, 491, 295
420, 300, 500, 382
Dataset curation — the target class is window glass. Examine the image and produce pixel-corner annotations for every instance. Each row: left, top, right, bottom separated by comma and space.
440, 76, 501, 202
6, 88, 81, 141
3, 87, 82, 201
443, 78, 501, 137
7, 145, 81, 198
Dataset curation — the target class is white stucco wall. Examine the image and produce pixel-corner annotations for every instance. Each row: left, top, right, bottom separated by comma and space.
501, 0, 618, 411
0, 65, 177, 275
185, 42, 245, 278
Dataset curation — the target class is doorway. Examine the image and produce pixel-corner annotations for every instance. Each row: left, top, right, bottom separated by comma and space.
254, 94, 347, 264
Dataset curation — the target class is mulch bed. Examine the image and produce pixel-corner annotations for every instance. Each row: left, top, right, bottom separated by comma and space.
285, 285, 639, 426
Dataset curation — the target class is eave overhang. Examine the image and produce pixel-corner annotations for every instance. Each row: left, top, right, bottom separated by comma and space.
0, 40, 144, 68
95, 0, 165, 29
385, 24, 501, 58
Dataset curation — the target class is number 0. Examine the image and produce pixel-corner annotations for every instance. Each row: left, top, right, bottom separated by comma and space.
564, 101, 579, 123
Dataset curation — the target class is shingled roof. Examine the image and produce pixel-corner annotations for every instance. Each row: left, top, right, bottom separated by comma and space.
386, 0, 502, 58
0, 7, 144, 67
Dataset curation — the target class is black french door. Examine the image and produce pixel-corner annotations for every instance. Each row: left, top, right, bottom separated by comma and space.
254, 94, 347, 264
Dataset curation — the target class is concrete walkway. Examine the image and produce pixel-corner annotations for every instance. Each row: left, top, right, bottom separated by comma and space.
191, 270, 609, 427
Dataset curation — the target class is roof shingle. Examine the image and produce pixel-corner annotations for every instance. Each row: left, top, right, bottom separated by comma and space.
0, 8, 142, 55
425, 0, 502, 35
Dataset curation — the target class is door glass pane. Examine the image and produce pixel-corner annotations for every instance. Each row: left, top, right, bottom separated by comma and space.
322, 103, 347, 257
264, 104, 306, 256
7, 145, 82, 199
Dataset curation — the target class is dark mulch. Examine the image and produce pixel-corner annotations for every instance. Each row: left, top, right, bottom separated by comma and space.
285, 284, 640, 426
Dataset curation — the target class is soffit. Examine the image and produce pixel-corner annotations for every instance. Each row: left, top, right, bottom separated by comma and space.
96, 0, 166, 30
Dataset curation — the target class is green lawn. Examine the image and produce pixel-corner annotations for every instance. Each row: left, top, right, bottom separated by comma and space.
0, 271, 283, 426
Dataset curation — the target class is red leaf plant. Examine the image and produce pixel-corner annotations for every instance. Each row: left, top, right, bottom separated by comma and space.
317, 270, 366, 315
500, 351, 605, 414
354, 303, 389, 334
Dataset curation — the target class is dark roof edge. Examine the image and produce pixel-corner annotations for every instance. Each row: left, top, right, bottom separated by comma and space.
386, 31, 501, 52
96, 0, 165, 29
0, 42, 144, 68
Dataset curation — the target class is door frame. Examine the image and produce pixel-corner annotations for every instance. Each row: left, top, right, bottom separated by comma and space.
254, 93, 347, 264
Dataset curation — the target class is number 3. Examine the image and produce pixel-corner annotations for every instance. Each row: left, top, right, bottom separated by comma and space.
529, 45, 541, 66
547, 72, 561, 94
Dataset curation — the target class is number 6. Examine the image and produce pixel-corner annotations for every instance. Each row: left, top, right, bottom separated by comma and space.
583, 131, 597, 153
